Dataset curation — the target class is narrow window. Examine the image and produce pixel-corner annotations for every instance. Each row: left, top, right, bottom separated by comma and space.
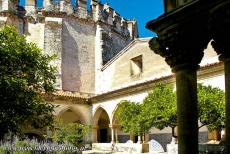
130, 55, 143, 76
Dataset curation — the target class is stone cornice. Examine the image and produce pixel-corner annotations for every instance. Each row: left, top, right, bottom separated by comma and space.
92, 74, 176, 102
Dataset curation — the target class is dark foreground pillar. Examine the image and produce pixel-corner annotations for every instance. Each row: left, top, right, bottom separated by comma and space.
224, 59, 230, 153
210, 2, 230, 153
148, 15, 209, 152
175, 66, 198, 154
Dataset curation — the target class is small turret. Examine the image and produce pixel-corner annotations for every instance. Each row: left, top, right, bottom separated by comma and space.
127, 19, 139, 39
77, 0, 87, 18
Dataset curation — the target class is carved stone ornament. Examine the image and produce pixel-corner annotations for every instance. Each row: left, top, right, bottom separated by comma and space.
149, 19, 210, 72
209, 1, 230, 61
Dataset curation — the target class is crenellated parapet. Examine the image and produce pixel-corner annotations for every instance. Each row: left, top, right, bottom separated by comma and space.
0, 0, 137, 39
113, 12, 121, 32
91, 1, 138, 38
59, 0, 73, 15
76, 0, 87, 18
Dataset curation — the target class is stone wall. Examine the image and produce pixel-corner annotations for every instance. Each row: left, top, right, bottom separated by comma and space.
95, 38, 172, 94
44, 17, 63, 89
62, 18, 96, 93
26, 22, 45, 49
0, 16, 24, 36
101, 24, 130, 65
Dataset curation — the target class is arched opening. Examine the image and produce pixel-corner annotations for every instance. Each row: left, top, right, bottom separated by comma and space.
59, 109, 81, 124
93, 107, 110, 143
112, 107, 130, 143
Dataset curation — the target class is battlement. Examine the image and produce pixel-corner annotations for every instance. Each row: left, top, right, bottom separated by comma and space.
0, 0, 138, 38
41, 0, 136, 37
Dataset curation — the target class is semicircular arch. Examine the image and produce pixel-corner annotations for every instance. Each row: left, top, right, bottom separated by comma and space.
55, 105, 86, 124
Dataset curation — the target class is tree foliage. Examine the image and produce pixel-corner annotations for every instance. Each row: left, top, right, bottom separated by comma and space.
115, 82, 225, 137
54, 122, 90, 146
115, 83, 176, 136
0, 26, 56, 139
115, 101, 143, 135
197, 84, 225, 131
142, 82, 177, 136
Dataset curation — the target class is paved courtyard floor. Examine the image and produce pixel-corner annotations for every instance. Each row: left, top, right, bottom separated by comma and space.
83, 150, 167, 154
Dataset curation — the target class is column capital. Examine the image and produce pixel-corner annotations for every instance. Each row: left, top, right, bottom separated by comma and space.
209, 1, 230, 61
109, 124, 121, 129
148, 15, 210, 72
92, 125, 99, 129
109, 124, 113, 128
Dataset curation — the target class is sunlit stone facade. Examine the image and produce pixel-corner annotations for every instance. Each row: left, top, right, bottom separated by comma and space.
0, 0, 225, 150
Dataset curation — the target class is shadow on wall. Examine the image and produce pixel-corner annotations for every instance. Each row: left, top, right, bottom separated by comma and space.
62, 18, 96, 92
62, 21, 81, 91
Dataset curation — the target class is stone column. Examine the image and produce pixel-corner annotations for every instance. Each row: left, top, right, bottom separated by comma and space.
109, 124, 115, 143
210, 2, 230, 153
115, 127, 119, 143
137, 136, 142, 144
92, 125, 98, 143
225, 59, 230, 152
175, 65, 198, 153
148, 16, 209, 153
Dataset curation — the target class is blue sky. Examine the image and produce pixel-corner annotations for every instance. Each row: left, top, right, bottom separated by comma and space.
20, 0, 164, 37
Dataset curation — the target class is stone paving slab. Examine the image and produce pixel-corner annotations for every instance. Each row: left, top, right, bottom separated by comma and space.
83, 150, 167, 154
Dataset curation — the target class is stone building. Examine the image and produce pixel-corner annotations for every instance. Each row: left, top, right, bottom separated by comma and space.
0, 0, 225, 150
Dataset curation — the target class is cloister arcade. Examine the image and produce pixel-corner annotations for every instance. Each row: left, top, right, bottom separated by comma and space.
91, 104, 144, 144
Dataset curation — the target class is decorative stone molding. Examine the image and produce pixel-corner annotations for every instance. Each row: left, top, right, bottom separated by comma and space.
209, 1, 230, 61
148, 19, 210, 72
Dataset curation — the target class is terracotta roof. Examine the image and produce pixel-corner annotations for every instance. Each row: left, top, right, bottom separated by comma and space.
52, 90, 93, 99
